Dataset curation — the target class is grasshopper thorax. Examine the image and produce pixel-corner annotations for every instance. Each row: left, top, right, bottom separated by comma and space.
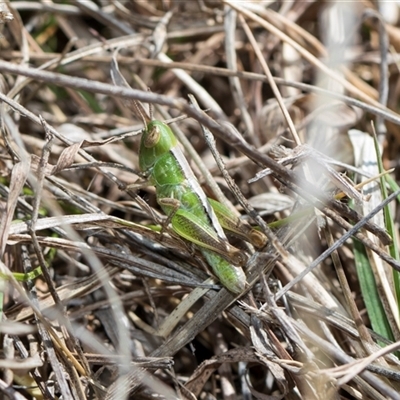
139, 120, 178, 173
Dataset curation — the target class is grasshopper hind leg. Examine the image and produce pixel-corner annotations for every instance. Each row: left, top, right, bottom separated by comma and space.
158, 197, 247, 293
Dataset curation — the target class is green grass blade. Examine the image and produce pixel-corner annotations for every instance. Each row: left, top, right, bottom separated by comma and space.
353, 238, 394, 341
372, 134, 400, 313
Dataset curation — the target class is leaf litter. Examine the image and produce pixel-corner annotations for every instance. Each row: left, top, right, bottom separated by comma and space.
1, 1, 400, 399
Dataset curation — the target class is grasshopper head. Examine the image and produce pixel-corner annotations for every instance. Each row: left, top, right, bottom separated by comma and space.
139, 120, 178, 172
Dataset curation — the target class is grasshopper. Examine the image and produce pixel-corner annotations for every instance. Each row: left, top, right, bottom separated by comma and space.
134, 107, 266, 294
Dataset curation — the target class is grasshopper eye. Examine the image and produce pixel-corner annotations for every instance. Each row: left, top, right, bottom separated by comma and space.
144, 125, 160, 148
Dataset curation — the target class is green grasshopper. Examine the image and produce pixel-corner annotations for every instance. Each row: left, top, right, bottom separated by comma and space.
133, 108, 266, 294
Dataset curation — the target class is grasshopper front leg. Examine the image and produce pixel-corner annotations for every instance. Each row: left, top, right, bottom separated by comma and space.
126, 180, 172, 232
125, 179, 153, 192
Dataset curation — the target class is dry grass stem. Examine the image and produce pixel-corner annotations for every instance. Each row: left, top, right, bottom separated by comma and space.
1, 2, 400, 399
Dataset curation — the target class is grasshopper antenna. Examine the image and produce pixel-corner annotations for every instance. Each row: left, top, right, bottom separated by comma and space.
110, 49, 151, 127
148, 89, 154, 121
133, 100, 148, 129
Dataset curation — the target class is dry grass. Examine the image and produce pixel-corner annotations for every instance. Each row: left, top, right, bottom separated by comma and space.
1, 1, 400, 399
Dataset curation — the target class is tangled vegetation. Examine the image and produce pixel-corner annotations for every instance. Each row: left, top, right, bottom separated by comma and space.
1, 1, 400, 399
